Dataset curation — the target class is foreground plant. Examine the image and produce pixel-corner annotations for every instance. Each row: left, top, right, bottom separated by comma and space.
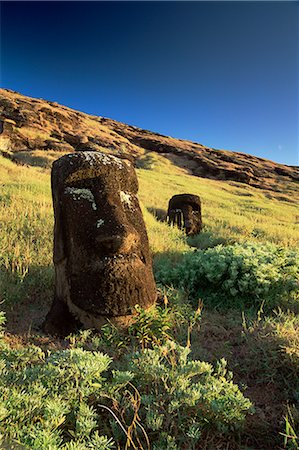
0, 313, 252, 449
129, 340, 253, 449
280, 406, 299, 450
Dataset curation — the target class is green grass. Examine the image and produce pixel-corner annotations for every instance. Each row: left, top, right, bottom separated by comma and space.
0, 157, 53, 307
0, 153, 299, 449
137, 152, 299, 249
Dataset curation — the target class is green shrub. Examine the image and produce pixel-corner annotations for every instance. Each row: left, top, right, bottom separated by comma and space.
68, 290, 198, 354
128, 304, 173, 348
0, 315, 252, 449
0, 346, 117, 449
129, 340, 253, 448
157, 242, 299, 309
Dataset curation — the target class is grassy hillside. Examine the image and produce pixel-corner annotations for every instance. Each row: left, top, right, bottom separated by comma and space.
0, 153, 299, 449
1, 151, 298, 311
138, 152, 299, 249
1, 88, 299, 193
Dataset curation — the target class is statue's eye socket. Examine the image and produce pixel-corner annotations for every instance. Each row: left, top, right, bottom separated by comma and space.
64, 187, 97, 210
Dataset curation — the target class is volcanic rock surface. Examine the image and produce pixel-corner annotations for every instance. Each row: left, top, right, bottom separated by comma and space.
0, 88, 298, 192
44, 151, 156, 335
167, 193, 203, 236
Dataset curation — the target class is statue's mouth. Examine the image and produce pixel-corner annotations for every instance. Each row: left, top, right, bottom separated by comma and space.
69, 252, 153, 316
103, 252, 143, 261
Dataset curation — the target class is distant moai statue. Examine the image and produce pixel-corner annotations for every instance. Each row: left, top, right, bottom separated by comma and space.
44, 151, 157, 336
167, 194, 202, 236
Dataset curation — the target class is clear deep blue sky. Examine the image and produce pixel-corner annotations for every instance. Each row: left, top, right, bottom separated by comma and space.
0, 1, 298, 165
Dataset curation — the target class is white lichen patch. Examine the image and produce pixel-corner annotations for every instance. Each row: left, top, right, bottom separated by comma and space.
120, 191, 133, 208
96, 219, 105, 228
80, 151, 124, 169
65, 187, 97, 210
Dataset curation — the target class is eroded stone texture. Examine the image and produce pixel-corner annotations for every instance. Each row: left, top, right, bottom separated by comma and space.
167, 194, 202, 236
44, 151, 156, 335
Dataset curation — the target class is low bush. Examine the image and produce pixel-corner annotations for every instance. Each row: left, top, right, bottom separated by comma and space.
157, 242, 299, 309
130, 340, 253, 449
0, 312, 252, 449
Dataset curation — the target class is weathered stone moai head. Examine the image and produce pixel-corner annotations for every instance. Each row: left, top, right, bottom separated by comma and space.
44, 151, 156, 335
167, 194, 202, 236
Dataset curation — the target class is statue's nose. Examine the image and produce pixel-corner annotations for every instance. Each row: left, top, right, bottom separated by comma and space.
96, 229, 138, 255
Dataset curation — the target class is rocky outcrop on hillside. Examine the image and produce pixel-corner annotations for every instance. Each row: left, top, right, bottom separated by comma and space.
0, 88, 298, 192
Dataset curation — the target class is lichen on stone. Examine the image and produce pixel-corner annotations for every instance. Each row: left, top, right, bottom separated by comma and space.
81, 151, 124, 169
96, 219, 105, 228
120, 191, 133, 208
64, 187, 97, 210
65, 152, 127, 182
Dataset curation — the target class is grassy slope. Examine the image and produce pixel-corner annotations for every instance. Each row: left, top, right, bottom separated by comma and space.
2, 152, 298, 308
138, 152, 299, 248
1, 153, 299, 448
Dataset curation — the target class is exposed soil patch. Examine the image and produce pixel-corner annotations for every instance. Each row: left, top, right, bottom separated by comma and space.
2, 291, 51, 336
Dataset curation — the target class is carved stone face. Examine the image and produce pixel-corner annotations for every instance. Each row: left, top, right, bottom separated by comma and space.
45, 151, 156, 334
167, 194, 202, 236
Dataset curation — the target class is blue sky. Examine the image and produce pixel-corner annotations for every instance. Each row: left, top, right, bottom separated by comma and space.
0, 1, 298, 165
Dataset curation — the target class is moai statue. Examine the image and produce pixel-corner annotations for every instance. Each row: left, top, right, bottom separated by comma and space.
44, 151, 157, 335
167, 194, 202, 236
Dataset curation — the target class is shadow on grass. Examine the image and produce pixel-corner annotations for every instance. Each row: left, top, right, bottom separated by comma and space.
146, 206, 167, 222
189, 307, 299, 449
186, 229, 228, 249
0, 264, 53, 335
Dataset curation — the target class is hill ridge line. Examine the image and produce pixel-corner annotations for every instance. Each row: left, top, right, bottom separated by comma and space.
0, 88, 298, 191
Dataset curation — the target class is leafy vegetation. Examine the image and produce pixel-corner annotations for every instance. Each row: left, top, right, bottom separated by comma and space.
157, 242, 299, 310
0, 308, 252, 449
